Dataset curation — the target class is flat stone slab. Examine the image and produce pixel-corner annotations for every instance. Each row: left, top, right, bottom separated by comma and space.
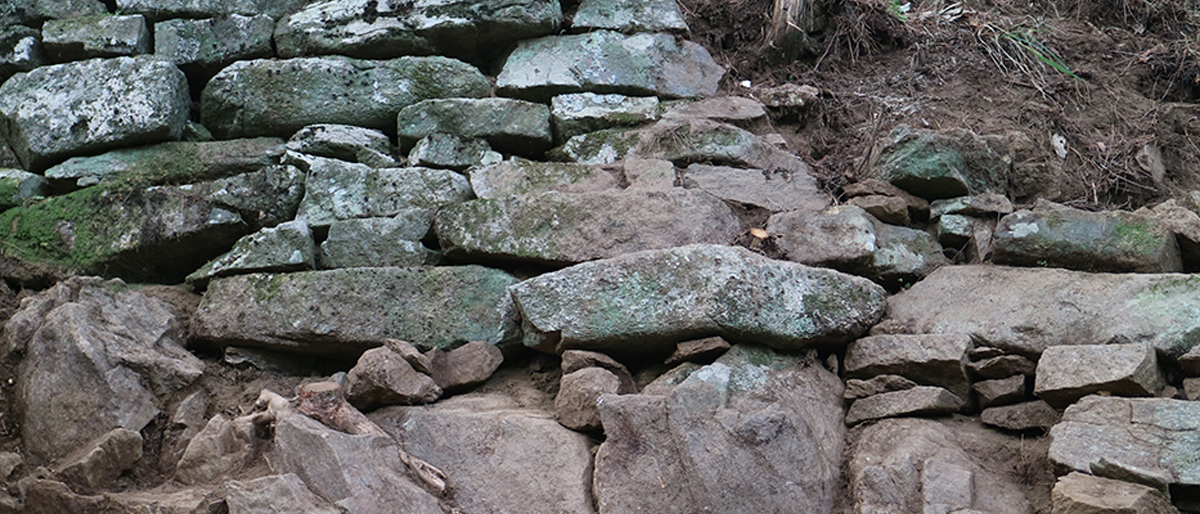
0, 56, 189, 171
550, 93, 660, 142
190, 266, 521, 356
201, 56, 489, 139
497, 31, 724, 102
1048, 396, 1200, 488
882, 265, 1200, 359
980, 400, 1058, 431
845, 386, 963, 425
186, 220, 316, 286
571, 0, 687, 34
435, 190, 742, 266
1034, 343, 1164, 408
843, 333, 971, 400
154, 15, 274, 80
994, 206, 1182, 273
296, 156, 472, 230
509, 244, 886, 354
115, 0, 313, 21
682, 164, 826, 212
468, 158, 621, 199
42, 14, 151, 62
44, 138, 284, 188
1052, 472, 1179, 514
396, 98, 552, 156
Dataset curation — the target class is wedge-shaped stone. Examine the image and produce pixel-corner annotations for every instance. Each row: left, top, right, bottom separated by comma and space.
436, 190, 741, 266
1034, 343, 1164, 408
1049, 396, 1200, 489
995, 206, 1182, 273
346, 347, 442, 410
190, 266, 520, 356
497, 31, 723, 101
510, 244, 886, 354
469, 158, 621, 199
201, 56, 489, 139
296, 156, 472, 230
176, 164, 306, 232
397, 98, 553, 156
186, 220, 316, 287
287, 124, 393, 164
0, 56, 189, 172
980, 400, 1058, 431
883, 265, 1200, 358
844, 386, 963, 425
844, 333, 971, 400
275, 0, 562, 61
592, 346, 845, 514
44, 138, 285, 188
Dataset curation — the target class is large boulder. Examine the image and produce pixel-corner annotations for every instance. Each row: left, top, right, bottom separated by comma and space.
44, 137, 285, 188
1048, 396, 1200, 489
882, 265, 1200, 358
275, 0, 561, 61
497, 31, 724, 101
510, 244, 886, 355
0, 56, 189, 172
1, 277, 203, 462
592, 346, 845, 514
396, 98, 553, 156
190, 266, 520, 356
201, 56, 489, 139
371, 393, 596, 514
435, 190, 742, 266
296, 156, 472, 231
994, 206, 1182, 273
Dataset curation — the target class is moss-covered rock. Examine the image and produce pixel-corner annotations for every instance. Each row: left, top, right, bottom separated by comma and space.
44, 137, 285, 188
994, 205, 1182, 273
468, 157, 621, 199
41, 14, 152, 62
0, 169, 49, 212
397, 98, 553, 157
875, 125, 1012, 200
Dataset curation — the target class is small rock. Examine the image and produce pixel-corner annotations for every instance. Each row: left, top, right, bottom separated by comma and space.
174, 415, 254, 485
969, 346, 1006, 359
936, 213, 979, 249
571, 0, 688, 34
561, 350, 636, 393
843, 178, 931, 220
866, 221, 950, 285
664, 336, 731, 366
383, 339, 432, 375
1184, 377, 1200, 400
660, 97, 767, 127
623, 157, 677, 191
556, 367, 621, 431
967, 354, 1037, 379
42, 14, 151, 62
318, 212, 439, 269
848, 194, 910, 225
346, 347, 442, 410
843, 333, 971, 400
1181, 344, 1200, 376
768, 204, 877, 271
1051, 471, 1179, 514
1138, 199, 1200, 272
54, 428, 143, 493
843, 374, 918, 400
0, 169, 49, 211
747, 83, 820, 110
974, 375, 1026, 408
1034, 343, 1165, 408
550, 93, 659, 142
0, 453, 20, 481
396, 98, 553, 157
408, 133, 499, 171
930, 193, 1014, 218
286, 124, 395, 166
845, 386, 963, 425
980, 400, 1059, 431
0, 26, 45, 82
427, 342, 504, 393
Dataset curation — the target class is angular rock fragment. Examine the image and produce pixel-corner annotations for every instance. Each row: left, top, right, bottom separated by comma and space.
187, 220, 316, 286
347, 347, 442, 410
55, 428, 143, 493
177, 164, 306, 232
174, 414, 254, 485
1137, 198, 1200, 271
847, 194, 909, 225
572, 0, 687, 34
468, 158, 620, 199
556, 367, 621, 431
154, 15, 274, 84
1052, 472, 1179, 514
875, 125, 1011, 200
980, 400, 1058, 431
408, 133, 498, 171
42, 14, 151, 62
844, 386, 963, 425
426, 341, 504, 393
843, 374, 917, 400
844, 333, 971, 399
660, 97, 768, 127
287, 124, 395, 166
397, 98, 553, 156
664, 336, 731, 366
930, 193, 1013, 218
0, 26, 45, 82
550, 93, 660, 142
768, 204, 877, 270
968, 354, 1036, 379
511, 244, 886, 354
223, 474, 344, 514
682, 163, 824, 212
994, 207, 1182, 273
843, 178, 930, 220
44, 138, 285, 188
0, 169, 49, 211
973, 374, 1026, 408
297, 156, 472, 231
319, 213, 439, 269
1034, 343, 1165, 408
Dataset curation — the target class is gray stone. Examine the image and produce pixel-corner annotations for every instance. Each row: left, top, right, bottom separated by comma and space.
847, 194, 909, 225
0, 452, 20, 481
867, 220, 951, 286
0, 56, 189, 172
1048, 396, 1200, 488
640, 362, 701, 396
115, 0, 311, 21
876, 125, 1011, 200
468, 157, 620, 199
55, 428, 143, 493
882, 265, 1200, 358
42, 14, 151, 62
561, 349, 634, 385
844, 374, 918, 400
408, 133, 499, 171
1181, 344, 1200, 376
660, 97, 768, 127
974, 375, 1026, 408
435, 190, 741, 266
154, 15, 274, 82
845, 386, 963, 425
556, 367, 620, 431
173, 414, 254, 485
0, 169, 49, 211
510, 244, 886, 355
843, 333, 971, 400
397, 98, 552, 157
0, 0, 104, 26
187, 220, 316, 286
497, 31, 724, 101
930, 193, 1014, 218
177, 164, 306, 232
623, 157, 677, 190
223, 346, 319, 375
224, 474, 344, 514
572, 0, 687, 34
1138, 199, 1200, 271
1184, 377, 1200, 400
1051, 472, 1179, 514
994, 207, 1182, 273
1034, 343, 1165, 408
384, 339, 432, 374
191, 266, 520, 356
746, 83, 820, 110
371, 393, 597, 514
274, 0, 562, 61
0, 26, 45, 83
426, 341, 504, 393
270, 411, 444, 514
665, 336, 731, 366
319, 213, 439, 269
936, 213, 979, 248
980, 400, 1058, 431
44, 138, 285, 188
202, 56, 489, 139
296, 156, 472, 231
287, 124, 395, 166
2, 277, 203, 461
23, 479, 208, 514
768, 204, 877, 271
968, 354, 1037, 379
550, 93, 660, 142
843, 178, 931, 219
546, 127, 641, 164
347, 347, 442, 410
682, 163, 829, 212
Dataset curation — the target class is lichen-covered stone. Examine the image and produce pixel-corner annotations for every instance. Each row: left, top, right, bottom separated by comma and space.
191, 266, 521, 356
875, 125, 1011, 200
42, 14, 151, 62
201, 56, 489, 139
397, 98, 553, 157
408, 133, 499, 171
154, 15, 274, 82
468, 157, 620, 199
682, 163, 826, 212
994, 206, 1182, 273
0, 26, 45, 83
768, 204, 877, 271
0, 56, 189, 172
510, 244, 887, 354
550, 93, 660, 142
115, 0, 312, 21
435, 190, 741, 265
0, 0, 105, 27
0, 169, 49, 211
865, 221, 949, 286
186, 220, 316, 287
571, 0, 687, 34
176, 164, 306, 232
287, 124, 395, 166
319, 214, 440, 269
497, 31, 724, 101
44, 138, 285, 188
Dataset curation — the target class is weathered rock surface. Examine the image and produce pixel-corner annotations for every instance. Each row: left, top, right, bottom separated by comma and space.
408, 133, 497, 171
843, 178, 931, 220
319, 213, 439, 269
173, 414, 254, 485
1052, 472, 1179, 514
372, 393, 597, 514
55, 428, 143, 493
593, 346, 845, 514
550, 93, 660, 142
42, 14, 151, 62
425, 341, 504, 393
191, 266, 520, 356
201, 56, 489, 139
0, 168, 49, 211
44, 138, 285, 188
882, 265, 1200, 358
468, 158, 620, 199
435, 190, 741, 265
346, 347, 442, 410
994, 207, 1182, 273
875, 125, 1011, 199
186, 220, 316, 286
23, 479, 208, 514
843, 333, 971, 400
115, 0, 311, 21
176, 164, 306, 232
844, 374, 918, 400
930, 193, 1014, 218
397, 98, 553, 156
682, 163, 824, 212
223, 473, 344, 514
1034, 343, 1165, 408
296, 157, 472, 231
1048, 396, 1200, 488
497, 31, 724, 101
154, 15, 274, 82
274, 0, 562, 61
974, 374, 1026, 407
2, 277, 203, 461
555, 367, 620, 430
287, 124, 394, 166
768, 204, 877, 270
664, 336, 731, 366
0, 26, 45, 83
510, 244, 887, 354
572, 0, 687, 34
968, 354, 1037, 379
0, 56, 189, 171
980, 400, 1059, 431
866, 221, 950, 285
0, 0, 105, 27
848, 194, 909, 225
844, 386, 963, 425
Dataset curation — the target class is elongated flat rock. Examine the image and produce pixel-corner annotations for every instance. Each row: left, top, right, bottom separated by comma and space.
297, 156, 472, 230
436, 190, 742, 265
510, 244, 887, 354
883, 265, 1200, 358
190, 266, 521, 356
994, 206, 1182, 273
